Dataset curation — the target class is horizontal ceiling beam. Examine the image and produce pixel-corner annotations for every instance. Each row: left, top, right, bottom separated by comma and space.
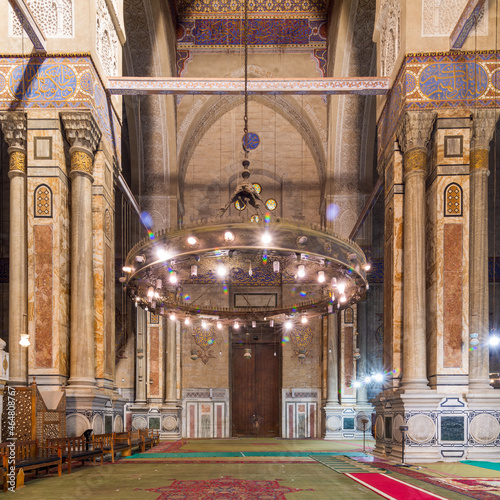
8, 0, 46, 53
107, 77, 390, 95
450, 0, 486, 50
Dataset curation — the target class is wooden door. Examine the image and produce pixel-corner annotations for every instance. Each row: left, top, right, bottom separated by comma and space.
231, 327, 280, 436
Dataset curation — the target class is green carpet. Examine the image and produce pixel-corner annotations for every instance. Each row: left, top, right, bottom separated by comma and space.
460, 460, 500, 472
123, 451, 367, 459
312, 456, 388, 474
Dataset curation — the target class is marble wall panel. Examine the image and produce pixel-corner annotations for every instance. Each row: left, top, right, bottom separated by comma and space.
341, 325, 355, 400
105, 242, 113, 376
443, 224, 463, 367
34, 225, 53, 368
93, 196, 105, 381
148, 325, 160, 397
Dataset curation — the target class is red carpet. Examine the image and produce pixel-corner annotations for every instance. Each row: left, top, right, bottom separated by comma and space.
345, 473, 450, 500
136, 478, 310, 499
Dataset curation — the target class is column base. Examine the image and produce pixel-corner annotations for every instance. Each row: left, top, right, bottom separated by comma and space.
323, 403, 372, 440
128, 403, 182, 439
373, 389, 500, 463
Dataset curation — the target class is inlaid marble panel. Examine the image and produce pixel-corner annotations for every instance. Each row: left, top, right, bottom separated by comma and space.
34, 225, 53, 368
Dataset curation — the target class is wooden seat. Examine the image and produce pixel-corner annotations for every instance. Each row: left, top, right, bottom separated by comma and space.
46, 436, 104, 474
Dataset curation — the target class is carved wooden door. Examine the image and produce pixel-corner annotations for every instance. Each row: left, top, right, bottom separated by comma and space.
231, 327, 280, 436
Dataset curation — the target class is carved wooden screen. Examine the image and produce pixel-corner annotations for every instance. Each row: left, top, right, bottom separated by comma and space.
35, 386, 66, 442
1, 385, 36, 441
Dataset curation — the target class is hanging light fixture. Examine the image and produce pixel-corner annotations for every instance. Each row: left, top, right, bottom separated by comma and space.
122, 0, 369, 327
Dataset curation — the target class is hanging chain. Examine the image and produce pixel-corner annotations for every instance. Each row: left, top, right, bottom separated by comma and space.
243, 0, 249, 158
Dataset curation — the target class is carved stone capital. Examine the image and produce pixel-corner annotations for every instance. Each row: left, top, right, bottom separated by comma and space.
396, 111, 437, 154
0, 112, 27, 153
471, 109, 500, 152
60, 111, 101, 157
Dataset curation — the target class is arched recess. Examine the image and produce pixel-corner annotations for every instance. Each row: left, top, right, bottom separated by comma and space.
178, 93, 326, 211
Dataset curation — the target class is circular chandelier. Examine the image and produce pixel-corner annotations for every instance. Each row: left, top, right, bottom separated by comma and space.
123, 0, 370, 328
123, 219, 369, 327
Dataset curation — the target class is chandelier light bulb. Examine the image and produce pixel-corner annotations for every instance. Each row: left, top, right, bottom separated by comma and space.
156, 279, 162, 289
184, 317, 191, 325
353, 380, 361, 388
217, 321, 223, 330
273, 261, 280, 273
340, 295, 347, 303
169, 313, 176, 321
122, 266, 132, 273
156, 247, 169, 261
169, 271, 177, 283
191, 265, 198, 276
269, 319, 274, 327
248, 263, 253, 276
284, 320, 293, 330
297, 265, 305, 278
201, 320, 207, 329
224, 231, 235, 242
187, 236, 198, 246
154, 291, 159, 299
490, 335, 500, 347
234, 321, 240, 329
337, 282, 346, 295
374, 373, 384, 383
145, 307, 149, 311
364, 375, 372, 384
363, 263, 371, 271
261, 232, 272, 245
301, 315, 308, 324
19, 334, 30, 347
317, 271, 325, 283
217, 264, 227, 277
252, 321, 256, 328
147, 286, 154, 298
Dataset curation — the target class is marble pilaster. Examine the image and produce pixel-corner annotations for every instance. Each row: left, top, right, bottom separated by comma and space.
396, 111, 436, 391
0, 112, 28, 386
135, 308, 147, 404
468, 109, 500, 391
60, 112, 101, 390
162, 318, 181, 439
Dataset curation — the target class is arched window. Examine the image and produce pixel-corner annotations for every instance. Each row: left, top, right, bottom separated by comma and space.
34, 184, 52, 218
444, 183, 462, 217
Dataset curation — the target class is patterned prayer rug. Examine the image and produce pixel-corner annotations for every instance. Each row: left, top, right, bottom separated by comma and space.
433, 478, 500, 492
136, 477, 311, 499
145, 439, 186, 453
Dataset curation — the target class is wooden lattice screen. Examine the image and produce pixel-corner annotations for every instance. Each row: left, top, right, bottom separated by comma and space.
1, 381, 66, 441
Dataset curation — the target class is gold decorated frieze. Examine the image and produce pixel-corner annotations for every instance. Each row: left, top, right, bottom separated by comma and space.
9, 150, 26, 172
470, 149, 489, 170
70, 150, 94, 175
403, 149, 427, 173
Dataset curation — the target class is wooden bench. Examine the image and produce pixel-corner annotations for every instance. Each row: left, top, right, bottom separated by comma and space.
139, 429, 160, 449
92, 433, 131, 463
0, 439, 61, 491
46, 435, 103, 474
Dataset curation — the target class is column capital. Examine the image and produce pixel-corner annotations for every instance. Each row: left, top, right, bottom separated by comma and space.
471, 109, 500, 151
60, 111, 101, 157
0, 111, 27, 153
396, 111, 436, 155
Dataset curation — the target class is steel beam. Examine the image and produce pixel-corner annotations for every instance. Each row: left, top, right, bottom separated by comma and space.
8, 0, 46, 53
450, 0, 486, 50
107, 77, 390, 96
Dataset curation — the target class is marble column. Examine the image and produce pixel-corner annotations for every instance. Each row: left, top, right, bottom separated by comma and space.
326, 313, 340, 405
165, 319, 177, 404
61, 112, 101, 389
469, 109, 499, 390
0, 112, 28, 386
135, 308, 147, 404
396, 111, 436, 391
356, 300, 368, 405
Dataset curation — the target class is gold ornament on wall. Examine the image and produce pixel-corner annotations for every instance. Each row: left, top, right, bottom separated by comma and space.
9, 150, 26, 172
70, 150, 94, 175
